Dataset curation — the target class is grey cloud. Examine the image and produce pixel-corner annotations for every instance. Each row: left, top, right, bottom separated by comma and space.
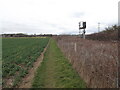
118, 1, 120, 25
2, 22, 35, 33
72, 12, 85, 18
42, 22, 70, 33
1, 21, 70, 34
100, 21, 117, 26
43, 22, 67, 30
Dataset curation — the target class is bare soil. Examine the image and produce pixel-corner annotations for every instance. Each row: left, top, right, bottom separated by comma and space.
18, 42, 49, 88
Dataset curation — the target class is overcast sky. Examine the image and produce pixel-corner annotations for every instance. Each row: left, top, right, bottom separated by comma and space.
0, 0, 119, 35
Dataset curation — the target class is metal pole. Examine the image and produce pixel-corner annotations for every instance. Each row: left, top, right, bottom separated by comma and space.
79, 29, 81, 37
83, 29, 85, 39
79, 22, 81, 38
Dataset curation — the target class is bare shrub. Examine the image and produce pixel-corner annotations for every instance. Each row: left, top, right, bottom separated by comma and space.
54, 36, 118, 88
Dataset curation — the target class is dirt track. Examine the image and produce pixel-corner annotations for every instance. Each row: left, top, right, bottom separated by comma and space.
18, 41, 49, 88
32, 39, 86, 88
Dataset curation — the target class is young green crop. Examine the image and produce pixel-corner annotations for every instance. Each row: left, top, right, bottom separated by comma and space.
2, 37, 49, 88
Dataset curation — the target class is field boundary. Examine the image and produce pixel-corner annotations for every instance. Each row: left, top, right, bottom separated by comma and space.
55, 36, 118, 88
18, 39, 50, 88
32, 39, 86, 88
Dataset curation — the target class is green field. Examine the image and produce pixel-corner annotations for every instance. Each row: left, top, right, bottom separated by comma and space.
2, 37, 86, 88
32, 39, 86, 88
2, 37, 49, 88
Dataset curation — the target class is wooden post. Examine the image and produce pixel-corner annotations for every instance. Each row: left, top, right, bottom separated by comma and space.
74, 43, 77, 52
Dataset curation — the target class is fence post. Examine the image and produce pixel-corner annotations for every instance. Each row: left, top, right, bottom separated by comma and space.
74, 43, 77, 52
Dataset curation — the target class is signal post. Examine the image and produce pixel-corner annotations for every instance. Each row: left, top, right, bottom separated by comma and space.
79, 21, 86, 39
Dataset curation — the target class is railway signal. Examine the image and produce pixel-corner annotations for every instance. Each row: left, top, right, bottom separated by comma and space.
79, 21, 86, 39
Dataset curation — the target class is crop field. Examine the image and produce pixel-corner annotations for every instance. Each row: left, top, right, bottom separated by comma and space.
2, 35, 118, 88
2, 37, 49, 88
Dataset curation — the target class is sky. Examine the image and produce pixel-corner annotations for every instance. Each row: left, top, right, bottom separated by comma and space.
118, 1, 120, 25
0, 0, 119, 35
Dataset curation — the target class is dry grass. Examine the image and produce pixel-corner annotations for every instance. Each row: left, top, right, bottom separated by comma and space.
54, 36, 118, 88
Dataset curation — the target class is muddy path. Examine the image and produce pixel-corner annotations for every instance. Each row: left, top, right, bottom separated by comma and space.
18, 41, 49, 88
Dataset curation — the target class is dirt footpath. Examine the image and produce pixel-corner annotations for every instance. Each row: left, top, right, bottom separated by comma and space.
18, 42, 49, 88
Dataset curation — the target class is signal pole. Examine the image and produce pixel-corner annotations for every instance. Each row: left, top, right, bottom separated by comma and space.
79, 21, 86, 39
83, 29, 85, 39
79, 22, 81, 37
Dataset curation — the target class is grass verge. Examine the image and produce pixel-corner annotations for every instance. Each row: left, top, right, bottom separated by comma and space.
32, 39, 86, 88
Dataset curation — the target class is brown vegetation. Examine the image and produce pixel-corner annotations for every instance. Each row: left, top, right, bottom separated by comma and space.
86, 25, 119, 41
54, 36, 118, 88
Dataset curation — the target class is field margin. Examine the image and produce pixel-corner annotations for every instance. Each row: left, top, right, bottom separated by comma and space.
18, 39, 50, 88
